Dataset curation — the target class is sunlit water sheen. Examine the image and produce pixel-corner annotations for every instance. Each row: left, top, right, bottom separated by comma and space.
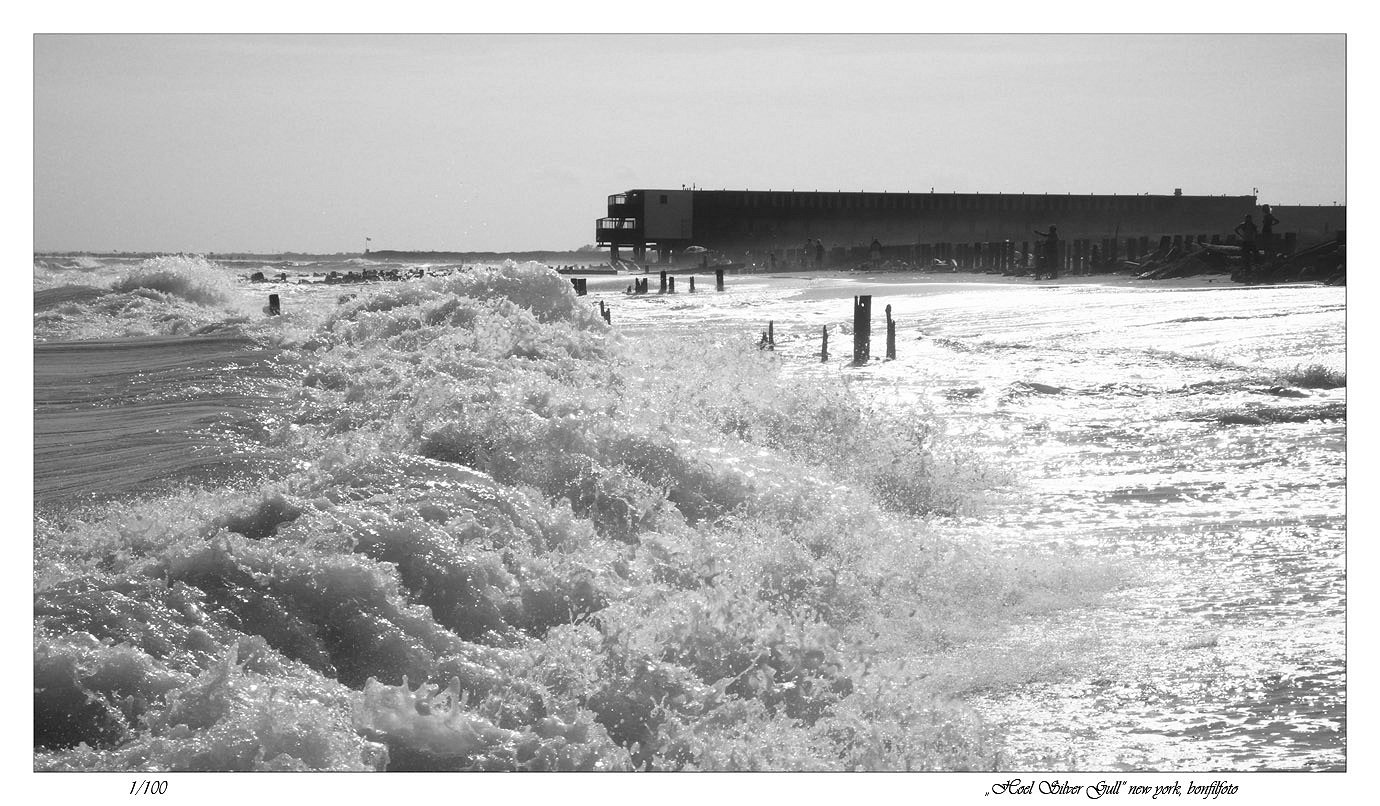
601, 271, 1345, 771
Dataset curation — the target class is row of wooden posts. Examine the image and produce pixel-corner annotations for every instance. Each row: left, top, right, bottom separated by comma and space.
573, 269, 728, 301
767, 295, 893, 366
783, 232, 1301, 273
266, 281, 887, 363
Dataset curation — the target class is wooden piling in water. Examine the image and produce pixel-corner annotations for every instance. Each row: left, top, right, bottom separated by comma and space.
853, 295, 872, 364
668, 276, 676, 293
821, 326, 829, 362
659, 271, 667, 294
689, 276, 695, 293
268, 294, 280, 316
768, 320, 775, 348
715, 268, 725, 291
885, 304, 896, 360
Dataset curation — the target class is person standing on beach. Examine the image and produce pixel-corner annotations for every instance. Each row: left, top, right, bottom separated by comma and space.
1235, 215, 1258, 269
1033, 225, 1060, 280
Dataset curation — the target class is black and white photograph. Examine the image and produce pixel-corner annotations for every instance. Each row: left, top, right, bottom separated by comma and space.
24, 16, 1360, 801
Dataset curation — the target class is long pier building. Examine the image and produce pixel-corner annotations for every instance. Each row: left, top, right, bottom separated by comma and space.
594, 188, 1345, 264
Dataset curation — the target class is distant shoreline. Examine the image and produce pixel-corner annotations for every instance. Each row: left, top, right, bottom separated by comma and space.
33, 249, 611, 263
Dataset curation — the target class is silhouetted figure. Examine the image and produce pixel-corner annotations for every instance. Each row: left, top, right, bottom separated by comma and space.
1034, 225, 1060, 279
1235, 215, 1258, 268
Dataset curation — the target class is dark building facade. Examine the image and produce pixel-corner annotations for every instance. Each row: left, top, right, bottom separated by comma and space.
595, 188, 1345, 262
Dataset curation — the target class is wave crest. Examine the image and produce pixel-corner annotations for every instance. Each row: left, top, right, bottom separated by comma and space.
111, 255, 240, 307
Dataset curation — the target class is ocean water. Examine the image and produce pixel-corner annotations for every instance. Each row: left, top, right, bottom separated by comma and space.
32, 255, 1344, 771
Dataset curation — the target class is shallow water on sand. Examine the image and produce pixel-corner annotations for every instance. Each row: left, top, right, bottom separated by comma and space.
33, 335, 293, 509
603, 270, 1345, 770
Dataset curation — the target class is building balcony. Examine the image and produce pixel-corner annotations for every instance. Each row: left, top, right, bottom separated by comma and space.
595, 217, 642, 244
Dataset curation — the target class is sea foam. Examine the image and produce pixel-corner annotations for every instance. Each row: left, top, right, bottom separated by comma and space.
35, 260, 1107, 771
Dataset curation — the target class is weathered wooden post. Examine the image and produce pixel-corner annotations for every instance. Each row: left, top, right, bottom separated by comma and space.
668, 276, 676, 293
715, 268, 725, 291
768, 320, 775, 348
659, 270, 667, 294
267, 293, 281, 316
821, 326, 829, 362
602, 304, 611, 324
853, 295, 872, 364
885, 304, 896, 360
689, 276, 696, 293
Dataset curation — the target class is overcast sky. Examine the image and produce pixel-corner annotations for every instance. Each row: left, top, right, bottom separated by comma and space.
33, 33, 1345, 254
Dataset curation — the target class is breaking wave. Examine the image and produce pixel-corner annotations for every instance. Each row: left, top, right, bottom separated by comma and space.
34, 262, 1113, 771
34, 255, 253, 342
